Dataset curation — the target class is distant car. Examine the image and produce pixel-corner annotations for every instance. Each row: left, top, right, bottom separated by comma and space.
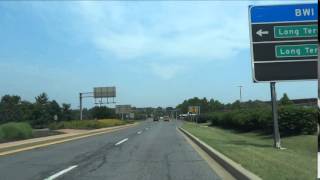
160, 116, 164, 120
153, 117, 159, 121
164, 116, 170, 121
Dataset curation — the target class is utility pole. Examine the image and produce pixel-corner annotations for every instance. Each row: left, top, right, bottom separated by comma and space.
237, 85, 243, 102
79, 93, 83, 120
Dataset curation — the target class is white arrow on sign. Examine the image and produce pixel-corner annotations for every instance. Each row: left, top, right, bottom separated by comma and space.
256, 29, 269, 37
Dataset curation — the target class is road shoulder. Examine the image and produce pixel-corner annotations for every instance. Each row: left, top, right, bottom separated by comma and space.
179, 127, 262, 180
177, 127, 236, 180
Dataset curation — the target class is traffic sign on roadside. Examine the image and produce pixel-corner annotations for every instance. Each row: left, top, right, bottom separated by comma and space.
188, 106, 200, 114
249, 3, 318, 82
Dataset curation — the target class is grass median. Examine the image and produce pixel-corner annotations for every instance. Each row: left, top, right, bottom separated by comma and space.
182, 122, 316, 180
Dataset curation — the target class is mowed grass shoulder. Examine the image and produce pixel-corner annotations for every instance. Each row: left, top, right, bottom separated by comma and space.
49, 119, 134, 130
182, 122, 316, 180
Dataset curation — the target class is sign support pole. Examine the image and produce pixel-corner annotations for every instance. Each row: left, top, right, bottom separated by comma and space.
270, 82, 281, 149
79, 93, 83, 120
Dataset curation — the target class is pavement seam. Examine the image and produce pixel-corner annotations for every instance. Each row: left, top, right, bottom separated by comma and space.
179, 127, 262, 180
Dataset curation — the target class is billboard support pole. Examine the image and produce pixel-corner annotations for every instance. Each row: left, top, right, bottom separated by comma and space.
270, 82, 281, 149
79, 93, 83, 120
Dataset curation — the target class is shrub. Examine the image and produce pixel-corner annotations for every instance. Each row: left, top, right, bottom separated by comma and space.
207, 106, 317, 135
278, 106, 317, 135
0, 122, 33, 141
198, 115, 208, 123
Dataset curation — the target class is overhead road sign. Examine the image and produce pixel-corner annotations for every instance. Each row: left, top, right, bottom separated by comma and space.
249, 3, 318, 82
116, 105, 131, 114
93, 87, 116, 98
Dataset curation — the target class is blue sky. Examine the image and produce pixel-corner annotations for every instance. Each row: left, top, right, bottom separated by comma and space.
0, 1, 317, 108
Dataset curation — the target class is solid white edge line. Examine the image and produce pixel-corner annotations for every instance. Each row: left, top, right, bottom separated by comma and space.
44, 165, 78, 180
115, 138, 128, 146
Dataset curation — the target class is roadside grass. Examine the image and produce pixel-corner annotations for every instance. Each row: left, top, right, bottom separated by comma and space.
182, 122, 316, 180
49, 119, 134, 130
0, 122, 33, 142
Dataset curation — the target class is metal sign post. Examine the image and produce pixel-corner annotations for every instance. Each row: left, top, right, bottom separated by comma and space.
270, 82, 281, 148
79, 92, 93, 120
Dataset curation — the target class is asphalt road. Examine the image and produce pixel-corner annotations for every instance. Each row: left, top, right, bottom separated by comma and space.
0, 119, 221, 180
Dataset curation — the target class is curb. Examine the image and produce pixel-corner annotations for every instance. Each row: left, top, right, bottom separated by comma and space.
0, 123, 137, 155
179, 127, 262, 180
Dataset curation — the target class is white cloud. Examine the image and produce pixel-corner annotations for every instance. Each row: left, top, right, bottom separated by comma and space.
150, 63, 186, 80
24, 1, 259, 78
73, 2, 251, 62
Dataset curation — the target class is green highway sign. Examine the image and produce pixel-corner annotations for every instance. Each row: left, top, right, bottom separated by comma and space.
274, 25, 318, 38
275, 44, 318, 58
249, 3, 318, 82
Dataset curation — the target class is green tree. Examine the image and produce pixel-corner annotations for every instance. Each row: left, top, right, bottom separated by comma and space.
231, 100, 241, 109
90, 106, 115, 119
31, 93, 52, 128
208, 99, 224, 112
19, 101, 34, 122
0, 95, 23, 123
61, 103, 72, 121
279, 93, 293, 106
35, 93, 49, 105
48, 100, 61, 120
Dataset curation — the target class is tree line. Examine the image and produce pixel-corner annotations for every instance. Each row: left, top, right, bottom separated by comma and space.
176, 93, 294, 114
0, 93, 116, 128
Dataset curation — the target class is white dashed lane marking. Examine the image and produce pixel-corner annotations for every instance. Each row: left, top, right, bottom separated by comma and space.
44, 165, 78, 180
115, 138, 129, 146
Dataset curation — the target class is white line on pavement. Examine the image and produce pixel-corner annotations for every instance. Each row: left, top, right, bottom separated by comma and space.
44, 165, 78, 180
137, 131, 142, 134
115, 138, 129, 146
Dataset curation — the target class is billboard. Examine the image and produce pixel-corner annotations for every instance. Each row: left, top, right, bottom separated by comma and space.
188, 106, 200, 114
116, 105, 131, 114
94, 87, 116, 98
